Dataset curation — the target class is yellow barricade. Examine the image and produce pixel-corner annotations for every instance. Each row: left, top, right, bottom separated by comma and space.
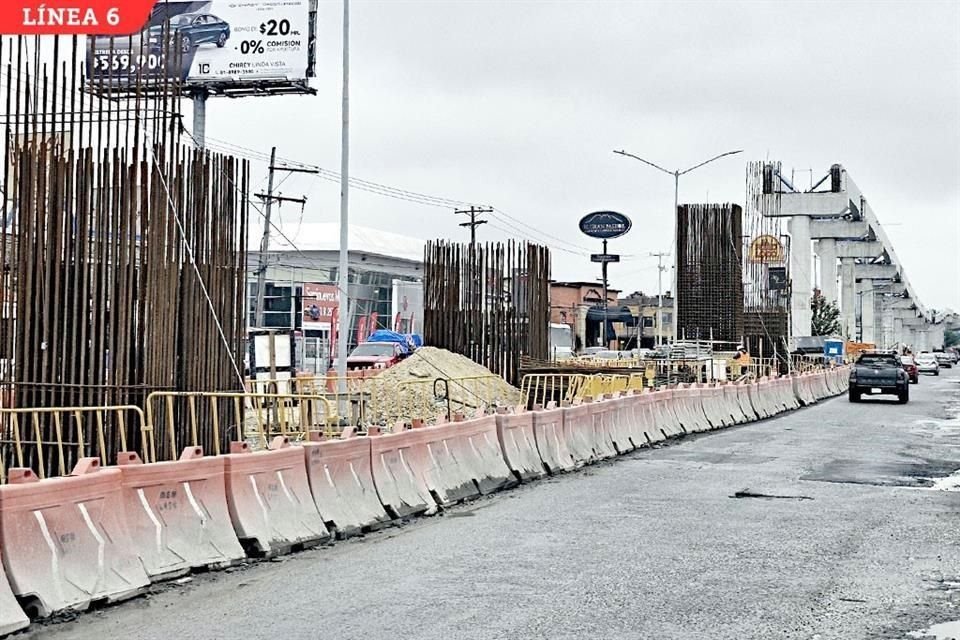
0, 405, 148, 482
144, 391, 334, 460
248, 375, 372, 426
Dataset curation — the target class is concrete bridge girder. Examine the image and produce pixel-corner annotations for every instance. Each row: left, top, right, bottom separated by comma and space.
871, 282, 907, 295
810, 219, 870, 240
764, 192, 852, 218
854, 263, 899, 280
835, 240, 884, 260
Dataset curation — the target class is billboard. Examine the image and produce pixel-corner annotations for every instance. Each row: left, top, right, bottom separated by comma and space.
391, 280, 423, 334
86, 0, 316, 93
302, 283, 338, 330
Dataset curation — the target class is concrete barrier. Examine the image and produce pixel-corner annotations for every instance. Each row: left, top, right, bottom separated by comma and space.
531, 405, 574, 473
813, 372, 832, 399
454, 414, 517, 494
824, 369, 840, 396
0, 460, 150, 618
792, 374, 816, 407
375, 421, 482, 509
604, 395, 635, 454
223, 437, 329, 557
0, 549, 28, 634
303, 432, 392, 538
632, 392, 667, 445
707, 383, 738, 427
723, 383, 749, 424
649, 390, 685, 438
771, 377, 796, 412
118, 448, 245, 580
735, 381, 760, 422
677, 386, 712, 432
562, 403, 598, 466
369, 426, 436, 519
620, 392, 652, 448
497, 410, 547, 482
588, 399, 620, 459
750, 378, 778, 418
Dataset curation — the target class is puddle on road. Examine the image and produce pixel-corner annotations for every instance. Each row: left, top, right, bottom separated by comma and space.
928, 470, 960, 492
908, 619, 960, 639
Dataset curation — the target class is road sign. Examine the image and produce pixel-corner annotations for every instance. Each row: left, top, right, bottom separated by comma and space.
768, 266, 788, 290
591, 253, 620, 263
579, 211, 632, 240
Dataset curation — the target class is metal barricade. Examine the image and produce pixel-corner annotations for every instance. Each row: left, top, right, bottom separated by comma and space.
0, 405, 148, 482
145, 391, 334, 460
520, 374, 588, 409
249, 375, 372, 426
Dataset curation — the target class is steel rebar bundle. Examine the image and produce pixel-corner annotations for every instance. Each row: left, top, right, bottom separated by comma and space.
0, 35, 249, 473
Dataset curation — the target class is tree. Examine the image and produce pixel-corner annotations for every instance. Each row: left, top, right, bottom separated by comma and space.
946, 328, 960, 348
811, 291, 841, 336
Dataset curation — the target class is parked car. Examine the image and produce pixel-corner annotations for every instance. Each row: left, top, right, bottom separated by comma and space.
849, 351, 909, 403
345, 342, 405, 370
900, 355, 919, 384
934, 352, 954, 369
915, 353, 940, 376
151, 13, 231, 53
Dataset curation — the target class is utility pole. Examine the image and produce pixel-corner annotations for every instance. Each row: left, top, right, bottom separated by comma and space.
336, 0, 351, 409
455, 206, 492, 247
650, 251, 670, 346
253, 146, 319, 328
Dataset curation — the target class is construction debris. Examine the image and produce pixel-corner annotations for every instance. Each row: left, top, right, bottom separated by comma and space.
365, 347, 522, 424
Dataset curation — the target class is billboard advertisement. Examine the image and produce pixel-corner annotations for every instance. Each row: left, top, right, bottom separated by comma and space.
302, 283, 339, 330
86, 0, 316, 92
391, 280, 423, 334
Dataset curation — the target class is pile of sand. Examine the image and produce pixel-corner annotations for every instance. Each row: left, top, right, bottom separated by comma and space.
365, 347, 521, 424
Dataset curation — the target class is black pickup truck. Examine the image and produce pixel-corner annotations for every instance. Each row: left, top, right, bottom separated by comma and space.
849, 352, 909, 404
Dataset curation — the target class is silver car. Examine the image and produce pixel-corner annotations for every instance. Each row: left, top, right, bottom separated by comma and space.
916, 353, 940, 376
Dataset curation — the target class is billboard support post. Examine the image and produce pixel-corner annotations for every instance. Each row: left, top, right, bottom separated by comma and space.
192, 89, 207, 148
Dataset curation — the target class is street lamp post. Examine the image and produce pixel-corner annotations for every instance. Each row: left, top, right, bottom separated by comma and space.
613, 149, 743, 344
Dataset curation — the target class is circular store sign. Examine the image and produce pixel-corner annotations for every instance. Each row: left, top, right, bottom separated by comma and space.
578, 211, 632, 239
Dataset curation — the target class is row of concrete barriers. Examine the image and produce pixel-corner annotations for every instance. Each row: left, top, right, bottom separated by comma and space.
0, 366, 850, 635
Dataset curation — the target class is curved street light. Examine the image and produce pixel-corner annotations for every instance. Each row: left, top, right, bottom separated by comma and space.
613, 148, 743, 344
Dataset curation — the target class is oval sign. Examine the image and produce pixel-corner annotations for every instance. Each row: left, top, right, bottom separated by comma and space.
579, 211, 632, 240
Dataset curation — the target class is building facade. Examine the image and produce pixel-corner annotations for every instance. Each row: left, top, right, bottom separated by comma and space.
618, 291, 676, 349
550, 281, 623, 351
249, 222, 424, 373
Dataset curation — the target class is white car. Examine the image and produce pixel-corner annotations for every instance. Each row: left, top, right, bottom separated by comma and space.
916, 353, 940, 376
934, 352, 954, 369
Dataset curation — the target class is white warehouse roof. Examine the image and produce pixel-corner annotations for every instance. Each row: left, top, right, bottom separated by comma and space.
258, 222, 426, 264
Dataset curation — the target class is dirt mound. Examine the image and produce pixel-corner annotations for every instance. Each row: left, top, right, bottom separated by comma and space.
365, 347, 521, 424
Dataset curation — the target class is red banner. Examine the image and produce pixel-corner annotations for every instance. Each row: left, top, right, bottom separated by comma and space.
0, 1, 154, 35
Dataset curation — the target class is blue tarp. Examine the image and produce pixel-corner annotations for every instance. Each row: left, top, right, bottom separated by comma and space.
406, 334, 424, 348
367, 330, 415, 354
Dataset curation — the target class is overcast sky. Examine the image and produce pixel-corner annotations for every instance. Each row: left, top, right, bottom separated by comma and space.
202, 0, 960, 311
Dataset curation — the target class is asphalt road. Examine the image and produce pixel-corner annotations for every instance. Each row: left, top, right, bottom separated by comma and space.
30, 369, 960, 640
